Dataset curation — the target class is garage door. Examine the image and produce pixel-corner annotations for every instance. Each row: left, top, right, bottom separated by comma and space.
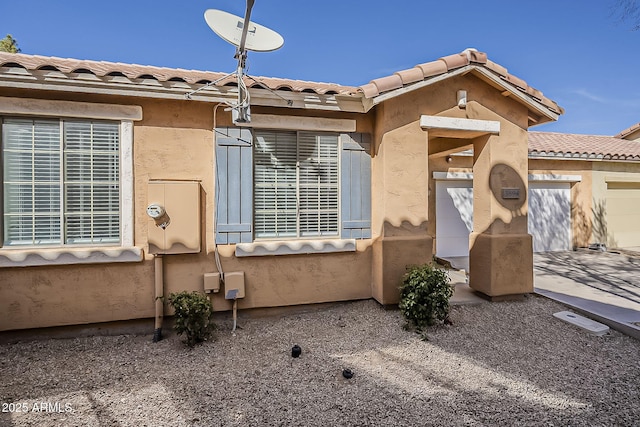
606, 182, 640, 248
528, 182, 572, 252
435, 177, 572, 255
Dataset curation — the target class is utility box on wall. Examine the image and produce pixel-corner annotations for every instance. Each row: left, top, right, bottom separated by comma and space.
224, 271, 245, 300
147, 180, 201, 254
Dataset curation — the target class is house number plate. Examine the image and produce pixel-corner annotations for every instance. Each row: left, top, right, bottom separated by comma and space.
501, 188, 520, 199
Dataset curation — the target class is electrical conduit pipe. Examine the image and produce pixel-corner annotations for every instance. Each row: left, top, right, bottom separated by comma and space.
153, 254, 164, 342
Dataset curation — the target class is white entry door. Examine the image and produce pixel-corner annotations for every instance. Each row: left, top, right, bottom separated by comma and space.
435, 180, 474, 257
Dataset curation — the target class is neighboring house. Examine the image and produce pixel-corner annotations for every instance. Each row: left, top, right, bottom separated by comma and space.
617, 122, 640, 142
530, 132, 640, 250
0, 48, 580, 332
434, 131, 640, 257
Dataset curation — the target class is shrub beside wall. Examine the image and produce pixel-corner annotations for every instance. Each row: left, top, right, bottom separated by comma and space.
168, 291, 217, 347
399, 264, 453, 329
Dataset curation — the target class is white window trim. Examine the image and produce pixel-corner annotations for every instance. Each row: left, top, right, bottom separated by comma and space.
0, 97, 143, 122
237, 114, 356, 132
0, 98, 142, 267
235, 238, 356, 257
120, 120, 134, 247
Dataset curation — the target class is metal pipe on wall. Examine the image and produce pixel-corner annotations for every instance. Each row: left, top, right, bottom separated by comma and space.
153, 254, 164, 342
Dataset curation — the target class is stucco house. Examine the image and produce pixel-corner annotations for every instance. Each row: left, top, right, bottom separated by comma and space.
0, 48, 637, 333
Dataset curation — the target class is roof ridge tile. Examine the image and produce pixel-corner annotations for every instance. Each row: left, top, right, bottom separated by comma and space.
439, 52, 470, 69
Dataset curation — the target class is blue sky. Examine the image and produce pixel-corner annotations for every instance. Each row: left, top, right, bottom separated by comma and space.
2, 0, 639, 135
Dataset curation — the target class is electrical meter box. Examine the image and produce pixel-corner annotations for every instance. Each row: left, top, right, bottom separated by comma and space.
224, 271, 245, 300
147, 181, 201, 254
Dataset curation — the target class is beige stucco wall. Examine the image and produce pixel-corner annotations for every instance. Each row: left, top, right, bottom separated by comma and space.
591, 162, 640, 247
1, 263, 155, 330
0, 93, 376, 331
1, 70, 600, 330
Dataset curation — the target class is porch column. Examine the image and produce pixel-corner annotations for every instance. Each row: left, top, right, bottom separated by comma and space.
371, 120, 432, 306
468, 128, 533, 297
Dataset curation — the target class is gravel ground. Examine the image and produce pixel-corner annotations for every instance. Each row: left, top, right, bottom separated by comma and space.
1, 295, 639, 427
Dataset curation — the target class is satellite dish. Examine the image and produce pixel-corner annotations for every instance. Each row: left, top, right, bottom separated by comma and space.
204, 9, 284, 52
189, 2, 286, 124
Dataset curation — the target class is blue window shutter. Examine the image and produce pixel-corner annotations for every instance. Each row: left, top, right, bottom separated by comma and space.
215, 127, 253, 244
340, 133, 372, 239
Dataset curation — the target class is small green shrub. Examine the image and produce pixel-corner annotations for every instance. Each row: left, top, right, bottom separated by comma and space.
399, 264, 453, 329
168, 291, 216, 347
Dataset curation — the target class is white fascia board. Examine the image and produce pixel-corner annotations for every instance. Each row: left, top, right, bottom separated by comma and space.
472, 67, 560, 122
420, 115, 500, 134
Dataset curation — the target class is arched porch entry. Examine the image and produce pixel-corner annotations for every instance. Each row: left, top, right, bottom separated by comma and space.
422, 103, 533, 297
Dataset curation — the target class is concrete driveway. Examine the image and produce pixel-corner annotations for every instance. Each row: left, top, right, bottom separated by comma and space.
534, 249, 640, 339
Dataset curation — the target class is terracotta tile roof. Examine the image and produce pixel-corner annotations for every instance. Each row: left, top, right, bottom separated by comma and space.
356, 48, 563, 116
0, 51, 354, 95
529, 131, 640, 161
1, 49, 561, 120
615, 122, 640, 139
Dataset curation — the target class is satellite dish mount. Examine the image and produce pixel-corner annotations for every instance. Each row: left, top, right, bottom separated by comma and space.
187, 0, 285, 124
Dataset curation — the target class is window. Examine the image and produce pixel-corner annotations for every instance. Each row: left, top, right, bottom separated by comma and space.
2, 118, 120, 247
254, 131, 339, 239
215, 127, 371, 246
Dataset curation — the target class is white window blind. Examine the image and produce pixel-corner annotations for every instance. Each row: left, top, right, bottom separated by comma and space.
254, 130, 338, 239
2, 118, 120, 246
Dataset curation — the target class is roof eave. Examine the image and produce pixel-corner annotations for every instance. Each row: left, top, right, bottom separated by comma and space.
361, 65, 560, 126
528, 151, 640, 163
0, 69, 367, 113
364, 66, 471, 111
471, 67, 560, 126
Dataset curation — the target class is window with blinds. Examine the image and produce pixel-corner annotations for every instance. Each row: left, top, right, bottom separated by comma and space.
254, 130, 339, 239
2, 118, 120, 246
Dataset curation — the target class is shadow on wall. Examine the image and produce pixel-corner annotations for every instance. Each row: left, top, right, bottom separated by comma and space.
528, 186, 571, 252
591, 199, 613, 247
569, 197, 616, 249
570, 184, 591, 249
483, 164, 528, 234
467, 164, 533, 295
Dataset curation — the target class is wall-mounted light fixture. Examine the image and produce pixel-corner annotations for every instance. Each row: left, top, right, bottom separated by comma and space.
457, 90, 467, 109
